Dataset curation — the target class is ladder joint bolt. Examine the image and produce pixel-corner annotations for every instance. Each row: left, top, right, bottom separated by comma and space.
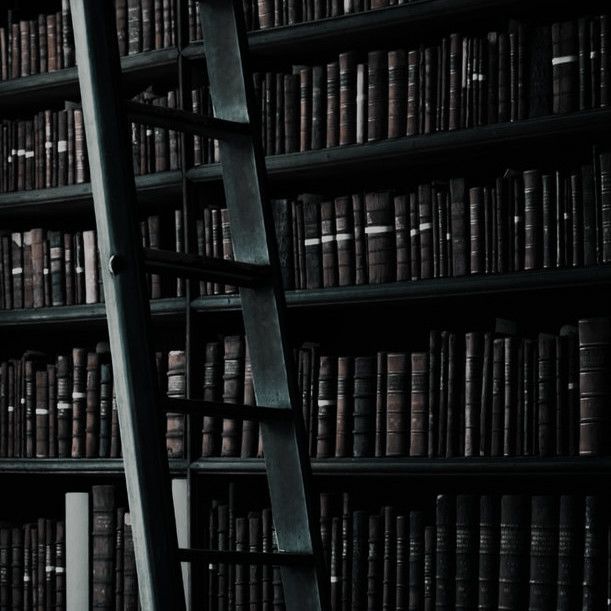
108, 254, 125, 276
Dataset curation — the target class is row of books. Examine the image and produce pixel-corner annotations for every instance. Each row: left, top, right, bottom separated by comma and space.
0, 0, 177, 82
0, 518, 65, 610
2, 313, 608, 460
189, 0, 417, 35
204, 490, 611, 611
199, 317, 611, 460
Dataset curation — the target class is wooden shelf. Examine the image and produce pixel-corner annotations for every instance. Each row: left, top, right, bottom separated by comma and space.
0, 109, 609, 216
0, 458, 188, 476
0, 265, 610, 327
189, 456, 611, 478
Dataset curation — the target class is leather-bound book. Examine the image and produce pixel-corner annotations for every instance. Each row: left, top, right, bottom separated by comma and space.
581, 164, 596, 265
497, 495, 528, 610
23, 524, 32, 610
357, 64, 367, 143
74, 109, 88, 184
341, 493, 352, 611
381, 506, 395, 611
55, 520, 65, 609
478, 495, 500, 610
221, 336, 245, 457
523, 169, 542, 270
335, 356, 353, 458
410, 352, 428, 457
408, 511, 424, 611
554, 335, 568, 456
148, 215, 161, 299
11, 232, 23, 309
241, 345, 258, 458
339, 51, 357, 145
600, 152, 611, 263
386, 352, 408, 457
35, 369, 48, 458
115, 507, 125, 611
427, 329, 445, 458
449, 178, 467, 277
47, 230, 64, 306
0, 527, 8, 608
299, 67, 312, 152
445, 333, 459, 458
394, 194, 409, 281
1, 236, 12, 310
353, 356, 376, 457
221, 208, 236, 295
353, 193, 367, 285
521, 338, 535, 456
556, 495, 581, 611
110, 392, 121, 459
331, 516, 341, 610
320, 493, 333, 569
455, 495, 478, 610
562, 327, 579, 456
316, 355, 337, 458
582, 495, 605, 609
435, 494, 455, 610
235, 517, 248, 611
469, 187, 484, 274
248, 512, 261, 611
424, 524, 435, 611
352, 511, 368, 611
127, 0, 141, 54
123, 513, 138, 610
37, 517, 46, 609
367, 514, 382, 611
70, 348, 87, 459
23, 230, 33, 309
464, 332, 484, 457
321, 200, 338, 288
388, 50, 407, 139
490, 339, 504, 456
497, 32, 510, 123
406, 49, 420, 136
601, 15, 610, 108
56, 355, 71, 458
335, 196, 355, 287
423, 46, 437, 134
85, 352, 99, 458
83, 230, 98, 304
284, 73, 299, 153
312, 65, 325, 150
116, 0, 128, 55
166, 350, 186, 458
375, 351, 387, 457
0, 363, 7, 458
448, 34, 462, 130
503, 337, 518, 457
272, 200, 294, 290
527, 24, 552, 118
365, 192, 395, 284
92, 485, 116, 610
63, 232, 73, 306
409, 192, 421, 281
11, 526, 23, 609
418, 184, 433, 279
552, 21, 579, 114
367, 50, 388, 142
303, 194, 323, 289
479, 333, 493, 456
528, 496, 558, 611
541, 173, 555, 269
578, 317, 611, 455
326, 61, 340, 148
141, 0, 153, 51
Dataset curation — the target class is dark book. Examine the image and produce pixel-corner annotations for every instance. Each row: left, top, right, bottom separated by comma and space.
98, 357, 113, 460
497, 495, 529, 611
85, 351, 99, 458
284, 73, 299, 153
365, 192, 395, 284
316, 355, 337, 458
582, 495, 606, 610
503, 337, 518, 457
578, 317, 611, 455
445, 333, 459, 458
394, 194, 409, 282
380, 506, 395, 611
352, 193, 367, 285
341, 493, 352, 611
464, 332, 484, 457
435, 494, 454, 610
408, 511, 424, 611
326, 61, 340, 148
241, 346, 258, 459
92, 485, 116, 609
410, 352, 428, 457
406, 49, 420, 136
523, 169, 542, 270
335, 356, 353, 458
388, 50, 407, 139
70, 347, 86, 459
552, 21, 579, 114
375, 351, 387, 457
428, 330, 441, 459
272, 200, 294, 290
418, 185, 433, 279
330, 516, 341, 610
56, 354, 71, 458
123, 513, 138, 611
556, 495, 581, 611
35, 369, 48, 458
303, 194, 323, 289
221, 336, 245, 457
424, 525, 435, 611
455, 495, 478, 610
386, 352, 408, 457
353, 356, 376, 458
321, 200, 338, 288
335, 195, 355, 287
166, 350, 186, 458
311, 65, 325, 150
478, 495, 500, 611
367, 50, 388, 142
115, 507, 125, 611
299, 67, 312, 152
352, 511, 368, 611
450, 178, 468, 277
339, 51, 357, 146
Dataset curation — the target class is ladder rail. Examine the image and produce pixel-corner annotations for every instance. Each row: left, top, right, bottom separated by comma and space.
198, 1, 329, 609
69, 2, 186, 609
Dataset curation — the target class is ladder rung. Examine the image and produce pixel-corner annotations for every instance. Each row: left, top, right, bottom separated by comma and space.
178, 549, 315, 566
162, 398, 293, 421
125, 100, 250, 139
143, 248, 270, 287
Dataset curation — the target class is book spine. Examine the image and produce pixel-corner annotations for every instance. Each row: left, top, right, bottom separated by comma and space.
409, 352, 428, 456
353, 356, 376, 458
202, 341, 223, 457
478, 495, 500, 611
582, 495, 606, 609
408, 511, 423, 611
321, 200, 338, 288
435, 494, 454, 610
166, 350, 186, 458
35, 369, 48, 458
221, 336, 244, 457
56, 355, 71, 458
335, 356, 353, 458
316, 356, 337, 458
455, 495, 478, 610
375, 351, 387, 457
556, 495, 580, 611
386, 353, 408, 457
85, 352, 99, 458
70, 348, 86, 458
335, 196, 355, 287
92, 485, 116, 609
365, 192, 395, 284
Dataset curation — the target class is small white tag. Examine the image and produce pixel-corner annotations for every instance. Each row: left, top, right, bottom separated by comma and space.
335, 233, 353, 242
72, 392, 86, 399
57, 140, 68, 153
419, 222, 432, 232
11, 267, 23, 275
552, 55, 578, 65
25, 150, 34, 159
304, 237, 321, 246
36, 408, 49, 415
321, 235, 335, 243
365, 225, 394, 235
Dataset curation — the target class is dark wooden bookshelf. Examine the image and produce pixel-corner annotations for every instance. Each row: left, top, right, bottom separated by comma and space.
0, 458, 188, 476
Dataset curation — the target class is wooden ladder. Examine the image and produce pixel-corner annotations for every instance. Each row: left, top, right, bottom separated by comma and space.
69, 1, 328, 609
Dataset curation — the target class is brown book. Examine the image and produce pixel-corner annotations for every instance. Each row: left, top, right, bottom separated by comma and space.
410, 352, 428, 456
339, 51, 357, 146
92, 485, 116, 609
353, 193, 367, 285
465, 332, 484, 457
353, 356, 376, 458
367, 50, 388, 142
240, 344, 258, 458
375, 351, 387, 457
299, 67, 312, 152
85, 352, 99, 458
166, 350, 186, 458
552, 21, 579, 114
98, 352, 113, 460
321, 200, 338, 288
316, 356, 337, 458
221, 336, 245, 457
394, 195, 409, 282
56, 355, 71, 458
365, 192, 396, 284
388, 49, 407, 139
406, 49, 420, 136
35, 369, 48, 458
70, 348, 87, 458
335, 356, 353, 458
326, 61, 339, 148
335, 196, 355, 287
579, 317, 611, 455
202, 341, 223, 457
386, 352, 408, 457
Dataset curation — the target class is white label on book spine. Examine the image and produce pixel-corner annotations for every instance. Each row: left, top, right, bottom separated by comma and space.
335, 233, 353, 241
552, 55, 578, 65
51, 247, 62, 258
75, 266, 84, 274
17, 149, 25, 156
410, 228, 419, 237
419, 222, 432, 232
57, 402, 71, 411
46, 566, 55, 573
57, 140, 68, 153
365, 225, 394, 235
36, 408, 49, 415
72, 392, 86, 399
45, 141, 53, 149
25, 150, 34, 158
317, 400, 336, 407
11, 267, 23, 275
7, 406, 14, 413
304, 237, 321, 246
321, 235, 335, 243
43, 268, 49, 275
55, 567, 64, 574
